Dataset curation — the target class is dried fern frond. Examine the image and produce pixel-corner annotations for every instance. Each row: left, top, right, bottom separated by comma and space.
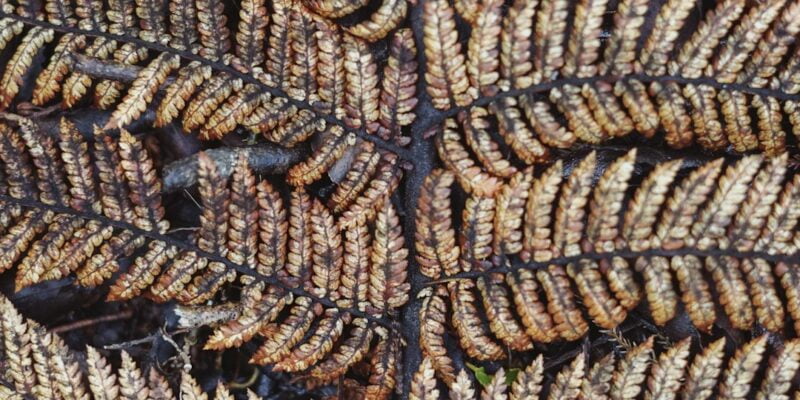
0, 0, 414, 187
423, 0, 471, 110
7, 2, 800, 399
0, 116, 407, 386
410, 357, 440, 400
415, 168, 459, 279
376, 28, 417, 145
424, 149, 800, 357
346, 0, 407, 42
0, 292, 293, 399
422, 334, 800, 400
421, 0, 800, 163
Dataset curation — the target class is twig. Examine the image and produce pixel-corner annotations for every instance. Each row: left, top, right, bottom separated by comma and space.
14, 102, 62, 118
103, 328, 190, 350
72, 53, 176, 85
161, 328, 193, 372
167, 226, 199, 234
162, 144, 307, 192
423, 277, 466, 286
228, 367, 260, 389
51, 310, 134, 333
1, 108, 156, 140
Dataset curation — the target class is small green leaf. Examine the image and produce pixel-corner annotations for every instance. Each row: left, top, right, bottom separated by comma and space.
505, 368, 520, 386
466, 362, 492, 387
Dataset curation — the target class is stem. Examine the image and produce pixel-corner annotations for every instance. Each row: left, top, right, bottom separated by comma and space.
51, 310, 134, 333
103, 327, 191, 350
71, 53, 171, 84
399, 0, 436, 393
162, 143, 307, 192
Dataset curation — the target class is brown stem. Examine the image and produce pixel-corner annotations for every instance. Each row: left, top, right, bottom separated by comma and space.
51, 310, 134, 333
161, 144, 307, 192
103, 327, 191, 350
72, 53, 176, 86
1, 109, 156, 140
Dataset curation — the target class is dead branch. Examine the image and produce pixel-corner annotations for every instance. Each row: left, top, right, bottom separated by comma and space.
72, 53, 176, 85
162, 144, 307, 192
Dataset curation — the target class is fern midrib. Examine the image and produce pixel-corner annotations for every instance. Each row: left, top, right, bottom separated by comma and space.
0, 193, 403, 336
436, 248, 800, 283
424, 73, 800, 133
399, 0, 437, 394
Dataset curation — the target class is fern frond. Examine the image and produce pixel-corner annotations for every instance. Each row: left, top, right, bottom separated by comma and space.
106, 54, 181, 130
315, 20, 346, 120
0, 116, 407, 386
155, 62, 213, 127
310, 198, 343, 300
413, 0, 800, 159
343, 34, 379, 133
340, 220, 371, 310
482, 368, 508, 399
424, 149, 800, 356
449, 369, 477, 400
466, 0, 502, 98
449, 280, 504, 360
234, 0, 268, 72
328, 142, 380, 214
166, 0, 199, 52
365, 335, 400, 400
286, 9, 318, 103
0, 301, 275, 399
478, 273, 533, 351
250, 297, 316, 365
286, 126, 354, 186
204, 283, 289, 349
418, 286, 456, 385
346, 0, 407, 43
338, 153, 402, 230
307, 0, 367, 19
463, 107, 517, 178
0, 27, 54, 110
32, 34, 87, 106
0, 0, 411, 191
548, 352, 585, 400
422, 333, 800, 399
272, 309, 347, 373
436, 118, 500, 197
256, 179, 287, 276
415, 168, 459, 279
376, 28, 417, 144
308, 317, 373, 383
423, 0, 471, 109
410, 357, 440, 400
368, 200, 409, 314
582, 353, 614, 399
